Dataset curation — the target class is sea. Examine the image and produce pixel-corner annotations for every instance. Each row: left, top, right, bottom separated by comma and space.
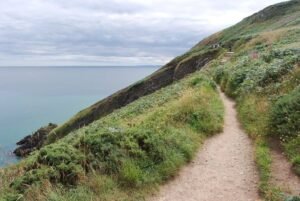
0, 66, 158, 167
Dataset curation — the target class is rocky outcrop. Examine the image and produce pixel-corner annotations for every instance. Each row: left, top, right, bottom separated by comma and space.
14, 123, 57, 157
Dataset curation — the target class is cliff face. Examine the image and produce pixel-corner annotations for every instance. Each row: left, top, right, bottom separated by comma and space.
48, 49, 220, 141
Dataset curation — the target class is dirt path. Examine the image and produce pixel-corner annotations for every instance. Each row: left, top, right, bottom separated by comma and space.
270, 148, 300, 195
149, 89, 260, 201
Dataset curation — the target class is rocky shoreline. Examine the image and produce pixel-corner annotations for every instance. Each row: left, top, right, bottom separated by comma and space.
13, 123, 57, 157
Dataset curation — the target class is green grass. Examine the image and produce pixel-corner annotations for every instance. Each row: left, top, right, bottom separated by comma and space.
255, 139, 283, 201
0, 71, 224, 201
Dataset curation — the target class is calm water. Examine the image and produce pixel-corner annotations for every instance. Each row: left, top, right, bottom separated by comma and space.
0, 66, 158, 167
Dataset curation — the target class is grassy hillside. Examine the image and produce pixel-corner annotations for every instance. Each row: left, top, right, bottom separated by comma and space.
0, 70, 224, 201
1, 0, 300, 200
44, 49, 220, 145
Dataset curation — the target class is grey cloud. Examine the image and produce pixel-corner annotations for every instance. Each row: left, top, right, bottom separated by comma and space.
48, 0, 147, 13
0, 0, 284, 66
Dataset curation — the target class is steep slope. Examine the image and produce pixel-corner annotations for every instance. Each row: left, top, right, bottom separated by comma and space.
2, 0, 300, 201
14, 49, 220, 156
46, 50, 219, 143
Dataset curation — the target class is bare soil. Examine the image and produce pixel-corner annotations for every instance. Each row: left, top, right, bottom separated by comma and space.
149, 90, 260, 201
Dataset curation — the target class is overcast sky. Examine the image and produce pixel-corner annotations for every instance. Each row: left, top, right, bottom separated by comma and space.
0, 0, 285, 66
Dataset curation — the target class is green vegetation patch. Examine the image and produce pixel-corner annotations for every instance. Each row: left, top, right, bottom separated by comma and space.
270, 86, 300, 139
11, 143, 85, 192
210, 23, 300, 199
1, 72, 224, 201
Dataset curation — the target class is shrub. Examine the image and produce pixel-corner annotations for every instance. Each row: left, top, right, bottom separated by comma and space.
189, 75, 217, 89
213, 66, 227, 84
262, 51, 274, 63
119, 160, 144, 187
225, 68, 248, 97
271, 49, 296, 59
79, 131, 128, 174
37, 144, 85, 184
258, 59, 296, 87
130, 128, 166, 163
270, 87, 300, 140
85, 175, 116, 195
157, 150, 185, 181
11, 168, 56, 192
285, 196, 300, 201
171, 88, 223, 134
1, 193, 23, 201
261, 49, 295, 63
11, 143, 85, 192
284, 136, 300, 176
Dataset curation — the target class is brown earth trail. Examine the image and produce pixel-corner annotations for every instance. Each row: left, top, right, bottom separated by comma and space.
150, 89, 260, 201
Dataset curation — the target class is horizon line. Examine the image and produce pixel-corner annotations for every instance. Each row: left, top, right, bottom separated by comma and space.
0, 65, 162, 68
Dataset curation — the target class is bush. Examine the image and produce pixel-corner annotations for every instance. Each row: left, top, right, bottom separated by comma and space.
189, 75, 217, 90
225, 68, 248, 97
285, 196, 300, 201
262, 52, 273, 63
37, 144, 85, 184
258, 58, 296, 87
2, 193, 23, 201
157, 150, 185, 181
11, 143, 85, 192
79, 131, 128, 174
213, 66, 227, 84
270, 87, 300, 140
11, 168, 57, 192
171, 88, 223, 134
119, 160, 144, 187
130, 128, 166, 163
285, 136, 300, 176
